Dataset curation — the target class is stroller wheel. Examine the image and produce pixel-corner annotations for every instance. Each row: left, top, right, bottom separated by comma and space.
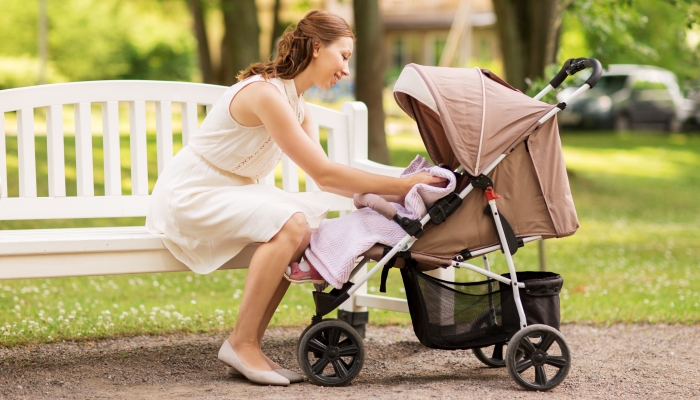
297, 319, 365, 386
505, 324, 571, 391
473, 342, 523, 368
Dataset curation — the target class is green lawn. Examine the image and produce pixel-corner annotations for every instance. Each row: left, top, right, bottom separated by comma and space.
1, 130, 699, 346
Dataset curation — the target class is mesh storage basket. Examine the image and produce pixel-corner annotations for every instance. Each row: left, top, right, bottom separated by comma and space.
400, 266, 563, 350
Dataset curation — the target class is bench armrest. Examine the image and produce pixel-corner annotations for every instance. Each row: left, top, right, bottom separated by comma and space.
351, 159, 403, 177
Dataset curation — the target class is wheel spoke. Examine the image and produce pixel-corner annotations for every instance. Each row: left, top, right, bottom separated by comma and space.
338, 343, 359, 357
518, 337, 537, 356
515, 358, 534, 373
311, 356, 331, 375
545, 355, 568, 369
327, 328, 341, 346
538, 333, 556, 352
308, 338, 327, 353
332, 359, 349, 378
491, 343, 504, 360
535, 365, 548, 385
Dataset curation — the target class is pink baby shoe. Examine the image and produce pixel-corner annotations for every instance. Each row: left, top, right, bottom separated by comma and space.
284, 260, 325, 284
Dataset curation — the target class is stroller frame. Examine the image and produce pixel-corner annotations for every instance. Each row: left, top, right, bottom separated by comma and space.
297, 58, 603, 391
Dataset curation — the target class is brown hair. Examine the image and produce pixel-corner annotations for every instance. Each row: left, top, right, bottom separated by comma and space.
237, 10, 354, 82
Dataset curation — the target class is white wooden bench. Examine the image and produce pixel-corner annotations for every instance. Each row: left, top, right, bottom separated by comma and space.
0, 80, 452, 329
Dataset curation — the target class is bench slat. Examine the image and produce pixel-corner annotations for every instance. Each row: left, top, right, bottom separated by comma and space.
17, 108, 37, 197
281, 154, 299, 192
129, 101, 149, 196
0, 113, 7, 198
181, 102, 198, 146
0, 244, 260, 280
46, 105, 66, 197
102, 101, 122, 196
0, 81, 227, 113
307, 104, 348, 131
155, 101, 173, 174
74, 102, 94, 196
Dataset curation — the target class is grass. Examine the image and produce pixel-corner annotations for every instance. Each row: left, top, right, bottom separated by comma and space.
1, 128, 700, 346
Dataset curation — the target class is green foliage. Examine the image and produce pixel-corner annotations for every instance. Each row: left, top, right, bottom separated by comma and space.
0, 56, 67, 90
565, 0, 700, 85
0, 0, 196, 86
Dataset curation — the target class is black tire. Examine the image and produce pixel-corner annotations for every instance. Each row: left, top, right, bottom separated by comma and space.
297, 319, 365, 386
473, 342, 524, 368
505, 324, 571, 391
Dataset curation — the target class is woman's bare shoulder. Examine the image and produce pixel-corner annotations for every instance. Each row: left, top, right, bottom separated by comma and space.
229, 80, 286, 126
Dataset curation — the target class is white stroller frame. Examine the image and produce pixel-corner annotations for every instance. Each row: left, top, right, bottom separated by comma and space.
297, 58, 603, 391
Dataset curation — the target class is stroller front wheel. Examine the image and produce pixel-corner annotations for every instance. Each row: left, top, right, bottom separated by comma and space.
297, 319, 365, 386
505, 324, 571, 391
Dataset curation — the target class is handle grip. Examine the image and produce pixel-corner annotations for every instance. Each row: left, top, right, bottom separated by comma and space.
549, 58, 603, 89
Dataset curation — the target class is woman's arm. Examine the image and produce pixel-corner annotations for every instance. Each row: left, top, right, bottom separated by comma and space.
233, 82, 445, 196
299, 99, 355, 198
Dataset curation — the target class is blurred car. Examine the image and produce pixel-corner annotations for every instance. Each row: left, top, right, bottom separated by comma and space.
557, 64, 694, 132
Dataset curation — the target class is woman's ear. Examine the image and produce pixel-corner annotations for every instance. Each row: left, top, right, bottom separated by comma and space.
313, 40, 321, 58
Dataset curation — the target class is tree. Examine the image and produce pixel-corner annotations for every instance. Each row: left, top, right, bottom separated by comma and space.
494, 0, 700, 91
187, 0, 260, 85
492, 0, 571, 91
353, 0, 390, 164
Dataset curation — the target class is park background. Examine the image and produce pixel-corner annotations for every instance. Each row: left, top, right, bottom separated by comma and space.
0, 0, 699, 346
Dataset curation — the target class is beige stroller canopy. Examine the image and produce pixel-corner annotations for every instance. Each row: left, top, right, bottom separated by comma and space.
393, 64, 578, 260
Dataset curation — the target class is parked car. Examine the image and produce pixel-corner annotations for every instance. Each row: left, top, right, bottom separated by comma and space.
557, 64, 694, 132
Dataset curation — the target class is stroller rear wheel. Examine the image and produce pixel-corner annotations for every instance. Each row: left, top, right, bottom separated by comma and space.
297, 319, 365, 386
505, 324, 571, 391
473, 342, 523, 368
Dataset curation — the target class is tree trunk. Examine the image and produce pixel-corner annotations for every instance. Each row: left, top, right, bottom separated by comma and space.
492, 0, 567, 91
188, 0, 214, 84
269, 0, 284, 58
220, 0, 260, 85
353, 0, 390, 165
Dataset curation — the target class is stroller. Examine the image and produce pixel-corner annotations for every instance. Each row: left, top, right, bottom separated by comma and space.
296, 58, 602, 391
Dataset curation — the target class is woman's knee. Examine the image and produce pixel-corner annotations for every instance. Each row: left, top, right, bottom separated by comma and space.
276, 213, 310, 245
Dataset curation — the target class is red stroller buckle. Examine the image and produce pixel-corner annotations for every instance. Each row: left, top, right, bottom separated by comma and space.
484, 186, 501, 201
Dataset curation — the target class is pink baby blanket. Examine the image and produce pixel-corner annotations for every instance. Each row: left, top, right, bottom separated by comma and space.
304, 155, 457, 289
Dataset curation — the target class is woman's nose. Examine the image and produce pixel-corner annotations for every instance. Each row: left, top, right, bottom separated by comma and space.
342, 68, 350, 77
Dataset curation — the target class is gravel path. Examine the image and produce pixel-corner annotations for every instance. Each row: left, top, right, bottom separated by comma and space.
1, 324, 698, 399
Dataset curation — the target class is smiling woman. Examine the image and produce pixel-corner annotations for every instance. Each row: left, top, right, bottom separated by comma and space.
144, 9, 444, 387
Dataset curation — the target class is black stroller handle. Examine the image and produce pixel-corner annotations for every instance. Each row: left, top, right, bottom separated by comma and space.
549, 58, 603, 89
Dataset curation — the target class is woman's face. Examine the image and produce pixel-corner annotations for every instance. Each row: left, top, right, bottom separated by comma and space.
312, 36, 353, 90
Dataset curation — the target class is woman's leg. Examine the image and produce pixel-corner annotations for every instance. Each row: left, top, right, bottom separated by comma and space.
228, 213, 310, 371
255, 225, 310, 368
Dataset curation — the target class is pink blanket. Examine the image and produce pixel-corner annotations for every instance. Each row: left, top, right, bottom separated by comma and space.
304, 156, 457, 289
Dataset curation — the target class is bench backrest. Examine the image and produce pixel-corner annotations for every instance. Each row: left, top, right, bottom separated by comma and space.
0, 81, 367, 221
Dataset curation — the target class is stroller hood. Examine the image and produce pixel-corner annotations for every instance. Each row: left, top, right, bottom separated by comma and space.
394, 64, 552, 175
393, 64, 578, 259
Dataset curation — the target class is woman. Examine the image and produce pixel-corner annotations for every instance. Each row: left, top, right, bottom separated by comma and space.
146, 10, 444, 386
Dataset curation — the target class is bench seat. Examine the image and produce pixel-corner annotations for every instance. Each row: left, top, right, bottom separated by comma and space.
0, 226, 260, 279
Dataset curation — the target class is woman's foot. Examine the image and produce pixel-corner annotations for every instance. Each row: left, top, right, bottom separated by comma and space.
284, 260, 325, 284
226, 353, 305, 383
218, 341, 289, 386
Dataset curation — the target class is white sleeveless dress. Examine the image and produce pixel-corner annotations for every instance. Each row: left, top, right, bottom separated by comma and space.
146, 76, 329, 274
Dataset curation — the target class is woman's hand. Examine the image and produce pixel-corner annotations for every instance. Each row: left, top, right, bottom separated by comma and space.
405, 172, 448, 193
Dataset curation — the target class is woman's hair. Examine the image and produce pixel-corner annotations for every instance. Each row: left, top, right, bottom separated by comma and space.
237, 10, 354, 82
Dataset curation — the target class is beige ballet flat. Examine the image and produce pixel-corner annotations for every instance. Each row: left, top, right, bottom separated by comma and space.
227, 366, 305, 383
218, 341, 290, 386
